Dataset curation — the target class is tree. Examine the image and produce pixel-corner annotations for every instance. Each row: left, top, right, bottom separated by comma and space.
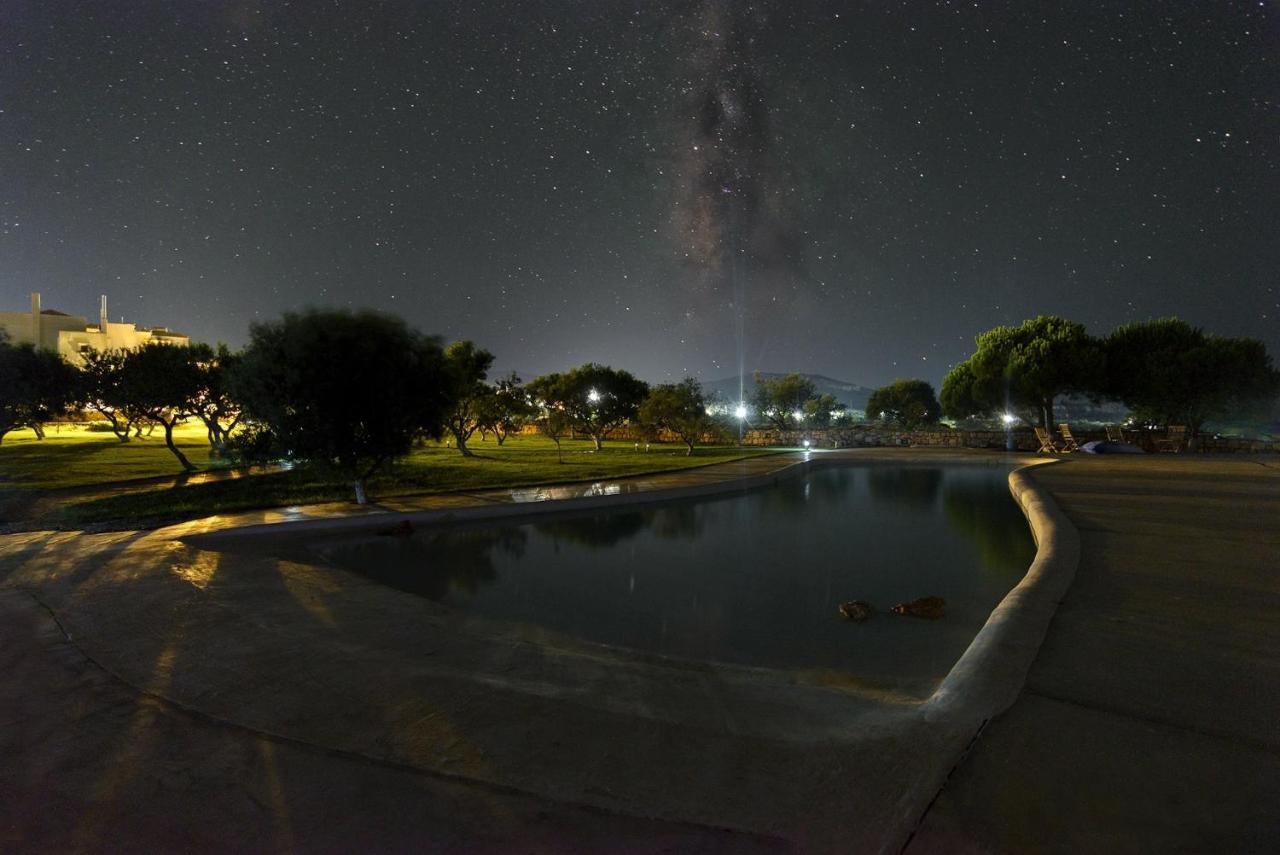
231, 309, 451, 504
440, 340, 495, 456
0, 342, 78, 444
943, 316, 1100, 431
121, 344, 205, 471
526, 363, 649, 450
476, 372, 535, 446
940, 361, 987, 423
1103, 318, 1279, 439
865, 379, 941, 429
639, 378, 721, 455
79, 349, 146, 442
535, 408, 572, 463
802, 393, 844, 427
749, 372, 817, 431
188, 343, 243, 456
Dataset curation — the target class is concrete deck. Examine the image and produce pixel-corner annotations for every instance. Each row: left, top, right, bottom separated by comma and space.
2, 450, 1274, 851
907, 455, 1280, 853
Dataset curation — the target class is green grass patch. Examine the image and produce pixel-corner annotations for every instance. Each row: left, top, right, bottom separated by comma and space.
57, 435, 778, 527
0, 422, 227, 490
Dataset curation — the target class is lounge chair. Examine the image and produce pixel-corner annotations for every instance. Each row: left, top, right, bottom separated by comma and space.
1034, 426, 1060, 454
1105, 425, 1126, 443
1058, 423, 1081, 452
1155, 425, 1187, 453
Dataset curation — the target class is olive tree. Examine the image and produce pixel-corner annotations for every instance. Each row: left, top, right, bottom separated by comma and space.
79, 349, 146, 442
440, 340, 495, 456
527, 363, 648, 450
865, 379, 941, 429
476, 372, 535, 445
232, 309, 451, 504
639, 378, 721, 455
0, 342, 78, 444
749, 372, 817, 431
121, 344, 205, 471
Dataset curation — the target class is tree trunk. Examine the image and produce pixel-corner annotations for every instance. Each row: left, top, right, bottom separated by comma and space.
1042, 399, 1055, 434
352, 479, 368, 504
32, 423, 45, 440
163, 420, 195, 472
450, 426, 473, 457
592, 435, 603, 451
554, 439, 562, 463
684, 438, 694, 456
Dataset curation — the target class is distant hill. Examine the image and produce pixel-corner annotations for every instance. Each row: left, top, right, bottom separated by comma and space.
702, 372, 875, 411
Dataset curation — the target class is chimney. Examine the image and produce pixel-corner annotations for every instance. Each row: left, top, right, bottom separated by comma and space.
31, 292, 40, 346
100, 295, 109, 331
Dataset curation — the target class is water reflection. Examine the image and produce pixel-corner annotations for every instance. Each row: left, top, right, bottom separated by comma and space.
942, 478, 1037, 575
535, 504, 705, 550
337, 527, 527, 601
865, 467, 943, 509
310, 465, 1035, 694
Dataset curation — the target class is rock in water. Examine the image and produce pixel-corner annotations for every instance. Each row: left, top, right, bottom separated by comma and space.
377, 519, 414, 537
838, 600, 874, 622
891, 596, 946, 620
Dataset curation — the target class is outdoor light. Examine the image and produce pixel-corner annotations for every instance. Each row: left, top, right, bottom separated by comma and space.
791, 410, 803, 421
802, 439, 811, 448
587, 388, 601, 403
734, 404, 748, 420
1001, 413, 1016, 425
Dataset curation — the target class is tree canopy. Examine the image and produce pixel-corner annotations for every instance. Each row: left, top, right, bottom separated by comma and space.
639, 378, 722, 455
526, 363, 648, 450
0, 342, 78, 444
232, 309, 451, 503
749, 372, 817, 431
865, 379, 941, 429
440, 339, 495, 456
1103, 318, 1279, 435
121, 343, 206, 471
942, 315, 1099, 430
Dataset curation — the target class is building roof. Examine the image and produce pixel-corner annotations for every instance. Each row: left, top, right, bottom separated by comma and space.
40, 308, 73, 316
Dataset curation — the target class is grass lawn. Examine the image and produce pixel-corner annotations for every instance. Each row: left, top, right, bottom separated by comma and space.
0, 423, 228, 490
1, 424, 777, 527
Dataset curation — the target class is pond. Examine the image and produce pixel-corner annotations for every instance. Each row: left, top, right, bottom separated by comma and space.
308, 464, 1036, 697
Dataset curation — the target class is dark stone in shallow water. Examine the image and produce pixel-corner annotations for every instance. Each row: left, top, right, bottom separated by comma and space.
838, 600, 874, 622
891, 596, 946, 620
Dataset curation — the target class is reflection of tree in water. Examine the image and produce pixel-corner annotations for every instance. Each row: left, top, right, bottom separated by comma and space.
534, 504, 705, 550
941, 478, 1037, 576
865, 467, 943, 510
351, 527, 528, 601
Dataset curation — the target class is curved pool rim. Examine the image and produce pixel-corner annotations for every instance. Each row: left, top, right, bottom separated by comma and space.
186, 451, 1079, 724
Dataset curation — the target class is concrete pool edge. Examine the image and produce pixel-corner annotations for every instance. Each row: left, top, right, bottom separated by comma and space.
183, 451, 1079, 721
919, 459, 1079, 726
4, 449, 1082, 850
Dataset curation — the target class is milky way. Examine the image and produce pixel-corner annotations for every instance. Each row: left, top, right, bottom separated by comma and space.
3, 1, 1276, 386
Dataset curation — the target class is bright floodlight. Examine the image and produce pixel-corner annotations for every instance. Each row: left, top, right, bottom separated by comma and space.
1001, 413, 1016, 425
802, 439, 811, 448
587, 388, 601, 403
734, 404, 748, 420
791, 410, 803, 421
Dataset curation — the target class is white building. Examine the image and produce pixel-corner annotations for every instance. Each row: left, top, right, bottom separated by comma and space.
0, 292, 189, 363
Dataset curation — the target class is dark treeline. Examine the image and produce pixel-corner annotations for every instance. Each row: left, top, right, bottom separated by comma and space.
1, 310, 1277, 499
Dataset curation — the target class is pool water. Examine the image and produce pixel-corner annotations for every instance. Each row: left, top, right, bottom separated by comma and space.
310, 465, 1036, 696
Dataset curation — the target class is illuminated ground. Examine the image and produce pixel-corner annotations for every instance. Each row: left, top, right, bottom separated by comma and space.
1, 452, 1276, 852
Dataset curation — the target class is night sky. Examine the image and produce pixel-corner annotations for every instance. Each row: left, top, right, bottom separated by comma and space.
3, 1, 1277, 388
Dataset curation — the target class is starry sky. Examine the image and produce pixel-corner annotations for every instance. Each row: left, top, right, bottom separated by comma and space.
2, 1, 1276, 388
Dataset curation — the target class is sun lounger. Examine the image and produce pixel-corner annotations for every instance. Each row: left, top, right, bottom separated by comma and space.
1034, 426, 1061, 454
1155, 425, 1187, 453
1058, 423, 1081, 452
